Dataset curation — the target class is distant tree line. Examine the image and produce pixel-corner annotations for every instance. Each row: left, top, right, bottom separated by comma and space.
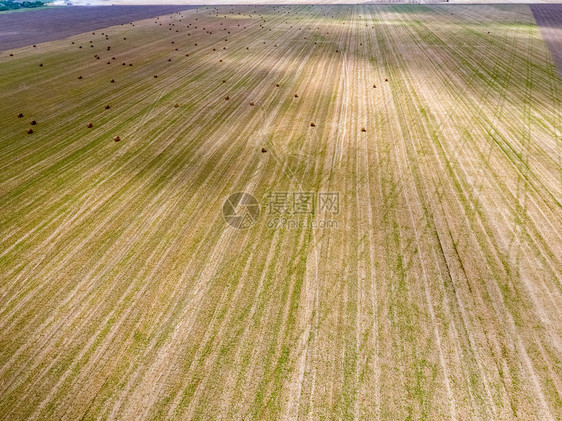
0, 1, 45, 11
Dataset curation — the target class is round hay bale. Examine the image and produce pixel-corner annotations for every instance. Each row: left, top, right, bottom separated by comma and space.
30, 120, 36, 125
310, 122, 316, 127
17, 113, 23, 118
174, 103, 179, 108
361, 127, 366, 132
385, 78, 388, 82
87, 123, 93, 128
373, 84, 376, 88
78, 75, 83, 79
294, 94, 298, 98
225, 95, 230, 100
113, 136, 121, 142
39, 63, 43, 67
105, 105, 111, 110
261, 147, 267, 153
154, 75, 158, 78
111, 79, 115, 83
250, 102, 255, 106
27, 129, 33, 134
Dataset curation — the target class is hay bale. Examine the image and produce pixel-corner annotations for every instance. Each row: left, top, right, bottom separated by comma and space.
225, 96, 230, 100
276, 83, 280, 87
250, 102, 255, 106
39, 63, 43, 67
111, 79, 115, 83
154, 75, 158, 78
87, 123, 93, 128
78, 75, 83, 79
310, 122, 316, 127
385, 78, 388, 82
261, 147, 267, 153
361, 127, 366, 132
27, 129, 33, 134
174, 103, 179, 108
373, 84, 376, 88
17, 113, 23, 118
294, 94, 298, 98
113, 136, 121, 142
30, 120, 36, 125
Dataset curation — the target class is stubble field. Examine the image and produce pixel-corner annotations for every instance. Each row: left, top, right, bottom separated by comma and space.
0, 4, 560, 420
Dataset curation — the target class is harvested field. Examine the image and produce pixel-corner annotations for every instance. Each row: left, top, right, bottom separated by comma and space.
0, 6, 192, 51
0, 4, 561, 420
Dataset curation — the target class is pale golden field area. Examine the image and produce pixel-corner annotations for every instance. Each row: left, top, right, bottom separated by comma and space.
0, 4, 560, 420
